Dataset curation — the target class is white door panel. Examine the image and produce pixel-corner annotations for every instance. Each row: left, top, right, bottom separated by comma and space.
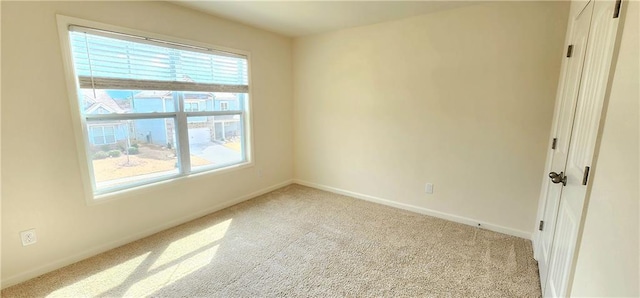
543, 0, 622, 297
546, 195, 581, 297
538, 1, 594, 291
545, 1, 622, 297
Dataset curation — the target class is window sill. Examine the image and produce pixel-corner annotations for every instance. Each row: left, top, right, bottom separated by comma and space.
89, 161, 254, 205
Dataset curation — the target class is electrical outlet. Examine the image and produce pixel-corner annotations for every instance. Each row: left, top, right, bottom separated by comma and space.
425, 183, 434, 194
20, 229, 37, 246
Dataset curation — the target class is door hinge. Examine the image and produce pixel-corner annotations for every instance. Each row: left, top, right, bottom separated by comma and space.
539, 220, 544, 231
552, 138, 558, 150
582, 166, 591, 185
566, 45, 574, 58
614, 0, 622, 18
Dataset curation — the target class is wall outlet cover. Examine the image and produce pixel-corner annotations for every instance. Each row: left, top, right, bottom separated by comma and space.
20, 229, 37, 246
425, 183, 434, 194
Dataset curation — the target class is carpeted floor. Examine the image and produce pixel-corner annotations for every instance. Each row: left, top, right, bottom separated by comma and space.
2, 184, 541, 297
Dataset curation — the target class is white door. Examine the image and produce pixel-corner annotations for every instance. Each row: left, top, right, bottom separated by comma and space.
537, 0, 594, 291
544, 1, 622, 297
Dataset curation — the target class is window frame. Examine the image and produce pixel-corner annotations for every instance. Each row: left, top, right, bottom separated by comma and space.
56, 15, 254, 204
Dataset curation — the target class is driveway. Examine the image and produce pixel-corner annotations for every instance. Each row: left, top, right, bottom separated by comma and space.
190, 142, 242, 165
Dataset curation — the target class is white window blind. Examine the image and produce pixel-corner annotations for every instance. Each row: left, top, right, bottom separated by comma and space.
69, 26, 249, 93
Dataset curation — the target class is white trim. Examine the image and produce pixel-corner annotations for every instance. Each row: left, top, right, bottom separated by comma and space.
175, 92, 192, 176
57, 15, 97, 202
92, 161, 254, 204
0, 179, 294, 289
294, 179, 532, 240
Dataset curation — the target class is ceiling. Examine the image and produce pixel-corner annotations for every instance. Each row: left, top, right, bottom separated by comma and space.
170, 1, 477, 37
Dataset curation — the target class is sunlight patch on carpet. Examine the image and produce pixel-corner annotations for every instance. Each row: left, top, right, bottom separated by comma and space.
45, 219, 232, 297
150, 219, 232, 270
46, 252, 151, 297
124, 244, 221, 296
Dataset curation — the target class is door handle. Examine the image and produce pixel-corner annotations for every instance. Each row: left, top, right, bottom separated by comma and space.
549, 171, 567, 186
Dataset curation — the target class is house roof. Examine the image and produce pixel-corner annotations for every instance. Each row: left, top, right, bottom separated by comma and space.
134, 90, 173, 98
83, 89, 126, 113
213, 93, 238, 100
133, 91, 238, 101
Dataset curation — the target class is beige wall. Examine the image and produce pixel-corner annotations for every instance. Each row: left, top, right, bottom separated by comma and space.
293, 2, 569, 236
571, 1, 639, 296
1, 1, 292, 286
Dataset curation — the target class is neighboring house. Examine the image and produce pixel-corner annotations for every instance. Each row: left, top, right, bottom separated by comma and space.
83, 89, 242, 149
208, 92, 243, 143
130, 90, 175, 147
131, 91, 242, 146
83, 90, 129, 148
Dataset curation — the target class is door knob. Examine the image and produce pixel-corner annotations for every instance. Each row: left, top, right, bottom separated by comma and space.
549, 171, 567, 186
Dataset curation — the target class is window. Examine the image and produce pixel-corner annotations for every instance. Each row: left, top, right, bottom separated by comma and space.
220, 101, 229, 111
185, 101, 206, 123
62, 20, 251, 198
184, 102, 200, 112
90, 125, 116, 145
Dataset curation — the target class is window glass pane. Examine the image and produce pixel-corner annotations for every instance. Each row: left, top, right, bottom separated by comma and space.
188, 116, 244, 171
103, 126, 116, 144
81, 89, 176, 114
180, 92, 245, 112
88, 118, 178, 192
91, 126, 104, 145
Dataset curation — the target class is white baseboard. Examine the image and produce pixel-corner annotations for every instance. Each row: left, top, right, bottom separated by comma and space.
1, 179, 294, 289
293, 179, 532, 240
